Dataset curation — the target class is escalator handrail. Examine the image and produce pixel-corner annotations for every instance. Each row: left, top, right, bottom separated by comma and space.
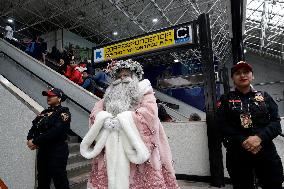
0, 48, 187, 119
160, 103, 190, 120
0, 51, 91, 114
154, 88, 205, 117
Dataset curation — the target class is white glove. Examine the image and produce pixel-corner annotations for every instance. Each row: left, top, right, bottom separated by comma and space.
103, 118, 121, 130
103, 118, 113, 130
111, 118, 121, 130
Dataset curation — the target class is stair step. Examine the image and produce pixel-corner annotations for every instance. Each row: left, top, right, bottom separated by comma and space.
67, 161, 92, 178
68, 153, 86, 165
68, 143, 80, 153
69, 172, 89, 189
68, 135, 79, 143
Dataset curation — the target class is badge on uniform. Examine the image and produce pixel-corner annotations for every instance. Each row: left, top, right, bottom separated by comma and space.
254, 92, 264, 102
61, 113, 69, 122
240, 113, 252, 128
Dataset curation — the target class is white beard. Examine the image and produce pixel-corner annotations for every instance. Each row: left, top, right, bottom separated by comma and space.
103, 76, 140, 116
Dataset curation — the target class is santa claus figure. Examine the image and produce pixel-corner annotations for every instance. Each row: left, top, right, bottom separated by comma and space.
80, 59, 179, 189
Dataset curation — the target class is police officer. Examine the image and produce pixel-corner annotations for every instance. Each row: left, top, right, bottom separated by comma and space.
217, 61, 283, 189
27, 88, 70, 189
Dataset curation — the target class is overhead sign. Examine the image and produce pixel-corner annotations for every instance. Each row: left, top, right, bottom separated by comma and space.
93, 23, 194, 63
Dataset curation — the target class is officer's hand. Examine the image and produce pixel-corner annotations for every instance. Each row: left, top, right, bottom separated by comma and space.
251, 145, 262, 154
27, 140, 38, 150
29, 145, 38, 150
27, 140, 33, 148
242, 135, 262, 151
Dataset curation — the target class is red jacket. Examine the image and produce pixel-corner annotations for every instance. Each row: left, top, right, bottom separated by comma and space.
64, 65, 83, 85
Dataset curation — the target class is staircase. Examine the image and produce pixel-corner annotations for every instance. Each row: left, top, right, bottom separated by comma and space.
51, 136, 91, 189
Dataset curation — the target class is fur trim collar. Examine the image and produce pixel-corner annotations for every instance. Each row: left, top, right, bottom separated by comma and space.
80, 111, 149, 189
138, 79, 152, 95
75, 66, 87, 72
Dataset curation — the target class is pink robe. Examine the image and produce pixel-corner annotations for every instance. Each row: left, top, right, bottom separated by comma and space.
85, 80, 179, 189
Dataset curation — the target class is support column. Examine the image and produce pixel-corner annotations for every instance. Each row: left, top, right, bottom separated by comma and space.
198, 13, 225, 187
230, 0, 246, 64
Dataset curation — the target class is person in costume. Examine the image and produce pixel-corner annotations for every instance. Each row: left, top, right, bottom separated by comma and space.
80, 59, 179, 189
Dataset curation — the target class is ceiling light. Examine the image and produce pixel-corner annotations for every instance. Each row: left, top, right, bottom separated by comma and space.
113, 31, 118, 36
244, 49, 247, 53
174, 59, 179, 62
7, 18, 13, 23
152, 18, 158, 23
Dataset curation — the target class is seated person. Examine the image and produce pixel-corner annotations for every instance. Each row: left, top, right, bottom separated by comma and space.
93, 68, 109, 89
65, 60, 84, 85
81, 70, 95, 93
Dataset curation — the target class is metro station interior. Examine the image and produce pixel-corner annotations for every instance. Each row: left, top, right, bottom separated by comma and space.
0, 0, 283, 188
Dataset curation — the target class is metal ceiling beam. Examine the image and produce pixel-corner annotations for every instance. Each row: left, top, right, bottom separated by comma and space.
150, 0, 173, 26
108, 0, 147, 32
210, 4, 228, 28
246, 1, 264, 20
246, 18, 284, 29
260, 0, 268, 48
174, 7, 190, 25
247, 7, 284, 17
245, 41, 282, 53
19, 7, 66, 30
245, 34, 283, 46
0, 0, 34, 17
46, 0, 113, 43
206, 0, 222, 14
246, 46, 282, 60
187, 0, 201, 18
16, 0, 98, 32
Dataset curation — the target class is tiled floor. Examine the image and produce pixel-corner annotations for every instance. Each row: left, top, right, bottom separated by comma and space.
177, 180, 233, 189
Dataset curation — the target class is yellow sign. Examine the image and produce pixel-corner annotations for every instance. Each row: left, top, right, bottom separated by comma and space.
93, 23, 193, 62
105, 30, 174, 59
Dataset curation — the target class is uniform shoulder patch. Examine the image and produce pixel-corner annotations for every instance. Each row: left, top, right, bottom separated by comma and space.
61, 112, 70, 122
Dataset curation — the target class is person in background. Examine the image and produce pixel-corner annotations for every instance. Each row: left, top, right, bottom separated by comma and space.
48, 46, 61, 61
27, 88, 70, 189
61, 48, 70, 66
80, 59, 179, 189
39, 38, 47, 64
81, 69, 95, 93
93, 67, 109, 89
25, 37, 37, 58
85, 59, 94, 75
217, 61, 283, 189
67, 45, 75, 62
65, 60, 84, 85
4, 25, 13, 40
57, 58, 67, 75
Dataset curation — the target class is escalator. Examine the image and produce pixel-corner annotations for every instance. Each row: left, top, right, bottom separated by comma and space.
0, 39, 193, 135
154, 89, 206, 121
0, 39, 97, 138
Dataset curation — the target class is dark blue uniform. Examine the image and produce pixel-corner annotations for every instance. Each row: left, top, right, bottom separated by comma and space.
27, 105, 70, 189
217, 89, 283, 189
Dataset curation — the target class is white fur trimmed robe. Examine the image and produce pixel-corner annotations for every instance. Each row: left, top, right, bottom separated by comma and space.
80, 79, 179, 189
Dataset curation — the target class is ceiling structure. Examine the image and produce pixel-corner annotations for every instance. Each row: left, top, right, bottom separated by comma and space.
244, 0, 284, 60
0, 0, 231, 65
